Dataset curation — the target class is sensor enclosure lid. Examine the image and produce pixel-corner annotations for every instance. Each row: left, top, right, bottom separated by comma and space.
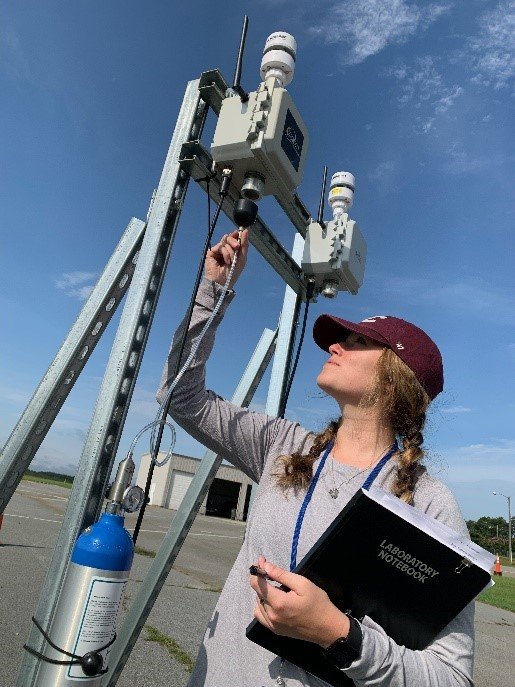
211, 77, 308, 198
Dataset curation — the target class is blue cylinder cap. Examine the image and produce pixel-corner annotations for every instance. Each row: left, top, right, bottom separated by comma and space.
71, 513, 134, 571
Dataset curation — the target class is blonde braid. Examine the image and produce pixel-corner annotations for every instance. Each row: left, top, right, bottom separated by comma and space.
375, 349, 430, 504
392, 413, 427, 503
274, 419, 340, 492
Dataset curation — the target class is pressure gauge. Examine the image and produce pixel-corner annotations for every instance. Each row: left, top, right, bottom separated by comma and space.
122, 486, 145, 513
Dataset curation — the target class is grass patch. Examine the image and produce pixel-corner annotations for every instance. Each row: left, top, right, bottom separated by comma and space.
135, 545, 156, 558
477, 575, 515, 613
22, 474, 73, 489
144, 624, 194, 672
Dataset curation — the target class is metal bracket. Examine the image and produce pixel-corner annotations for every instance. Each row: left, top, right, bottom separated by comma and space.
198, 68, 312, 238
179, 140, 308, 299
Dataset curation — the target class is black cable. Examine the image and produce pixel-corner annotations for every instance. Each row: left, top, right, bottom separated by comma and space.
24, 616, 115, 675
132, 173, 231, 544
207, 179, 212, 249
279, 281, 316, 419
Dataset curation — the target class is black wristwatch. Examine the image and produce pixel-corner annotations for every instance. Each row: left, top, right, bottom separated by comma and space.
322, 614, 363, 669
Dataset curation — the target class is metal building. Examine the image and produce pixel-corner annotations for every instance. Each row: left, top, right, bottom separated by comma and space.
136, 452, 254, 521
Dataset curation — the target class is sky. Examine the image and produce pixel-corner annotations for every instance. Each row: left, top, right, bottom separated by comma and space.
1, 0, 514, 521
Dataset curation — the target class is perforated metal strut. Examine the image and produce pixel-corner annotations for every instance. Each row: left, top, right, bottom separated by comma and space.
17, 79, 208, 687
0, 217, 145, 512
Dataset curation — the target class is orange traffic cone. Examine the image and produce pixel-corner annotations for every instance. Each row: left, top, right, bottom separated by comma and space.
493, 555, 502, 576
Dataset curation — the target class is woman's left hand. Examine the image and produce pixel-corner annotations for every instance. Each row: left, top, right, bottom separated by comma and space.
249, 556, 350, 649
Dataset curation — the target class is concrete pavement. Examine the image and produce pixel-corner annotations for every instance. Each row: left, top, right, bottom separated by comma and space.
1, 480, 513, 686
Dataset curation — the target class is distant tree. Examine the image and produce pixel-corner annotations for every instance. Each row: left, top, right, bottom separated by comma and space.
466, 515, 512, 555
25, 469, 74, 484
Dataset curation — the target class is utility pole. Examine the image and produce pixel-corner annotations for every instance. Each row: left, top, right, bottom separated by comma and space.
493, 492, 512, 564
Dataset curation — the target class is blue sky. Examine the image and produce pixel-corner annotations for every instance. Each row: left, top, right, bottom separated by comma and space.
1, 1, 514, 521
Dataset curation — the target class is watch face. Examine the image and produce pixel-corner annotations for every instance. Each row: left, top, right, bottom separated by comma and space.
325, 638, 360, 670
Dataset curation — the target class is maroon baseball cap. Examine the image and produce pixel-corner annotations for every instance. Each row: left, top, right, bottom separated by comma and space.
313, 314, 443, 400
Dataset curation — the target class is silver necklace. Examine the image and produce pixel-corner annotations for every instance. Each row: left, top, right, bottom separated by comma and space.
327, 448, 388, 499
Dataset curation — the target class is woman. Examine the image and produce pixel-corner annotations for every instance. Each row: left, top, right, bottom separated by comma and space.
158, 228, 474, 686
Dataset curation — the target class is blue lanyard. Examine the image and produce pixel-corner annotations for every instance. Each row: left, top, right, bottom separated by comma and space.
289, 440, 399, 571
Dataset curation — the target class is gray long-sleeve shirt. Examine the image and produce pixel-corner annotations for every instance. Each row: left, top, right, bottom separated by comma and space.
158, 278, 474, 687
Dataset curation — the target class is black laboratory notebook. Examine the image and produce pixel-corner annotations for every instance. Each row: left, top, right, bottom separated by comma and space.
246, 486, 493, 687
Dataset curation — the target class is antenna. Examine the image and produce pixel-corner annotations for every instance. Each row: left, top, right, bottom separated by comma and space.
232, 15, 249, 102
317, 165, 328, 229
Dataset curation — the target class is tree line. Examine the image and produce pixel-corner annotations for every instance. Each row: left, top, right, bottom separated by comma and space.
467, 516, 513, 555
25, 469, 74, 485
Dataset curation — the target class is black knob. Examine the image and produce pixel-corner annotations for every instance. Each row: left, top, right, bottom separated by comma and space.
81, 651, 103, 676
234, 199, 258, 228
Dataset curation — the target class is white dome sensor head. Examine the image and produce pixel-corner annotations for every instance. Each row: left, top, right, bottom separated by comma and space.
328, 171, 355, 218
260, 32, 297, 87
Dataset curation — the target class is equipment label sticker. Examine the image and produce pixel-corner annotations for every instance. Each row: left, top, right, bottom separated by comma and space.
68, 576, 127, 679
281, 109, 304, 171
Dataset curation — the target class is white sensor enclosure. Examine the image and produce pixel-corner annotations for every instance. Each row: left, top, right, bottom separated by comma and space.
260, 32, 296, 87
329, 171, 355, 218
211, 75, 308, 198
301, 215, 367, 296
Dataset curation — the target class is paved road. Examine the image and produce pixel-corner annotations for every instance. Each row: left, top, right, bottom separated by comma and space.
1, 481, 513, 686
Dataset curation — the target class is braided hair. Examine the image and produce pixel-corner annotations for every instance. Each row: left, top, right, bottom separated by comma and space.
274, 348, 430, 504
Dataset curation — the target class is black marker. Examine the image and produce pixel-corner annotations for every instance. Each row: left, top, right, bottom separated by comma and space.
249, 564, 274, 580
249, 565, 291, 592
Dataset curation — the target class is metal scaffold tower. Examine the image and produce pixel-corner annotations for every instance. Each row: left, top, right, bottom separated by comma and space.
0, 71, 309, 686
1, 20, 367, 685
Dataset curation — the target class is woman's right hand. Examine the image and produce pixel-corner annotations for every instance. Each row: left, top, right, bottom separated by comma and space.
205, 228, 249, 289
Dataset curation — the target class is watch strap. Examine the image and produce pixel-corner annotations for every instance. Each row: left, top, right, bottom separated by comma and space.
322, 614, 363, 669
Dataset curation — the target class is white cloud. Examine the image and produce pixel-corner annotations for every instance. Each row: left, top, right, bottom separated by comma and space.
441, 406, 473, 414
310, 1, 452, 65
0, 385, 30, 405
32, 450, 77, 476
369, 160, 396, 182
55, 271, 98, 300
375, 274, 515, 324
388, 56, 464, 133
3, 26, 32, 83
368, 161, 397, 191
444, 141, 507, 174
130, 388, 160, 418
434, 85, 463, 114
467, 0, 515, 90
443, 441, 515, 482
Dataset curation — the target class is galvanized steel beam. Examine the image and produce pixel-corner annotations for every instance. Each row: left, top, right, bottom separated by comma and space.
0, 217, 145, 512
266, 234, 306, 416
17, 79, 208, 687
246, 234, 305, 516
103, 326, 277, 686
